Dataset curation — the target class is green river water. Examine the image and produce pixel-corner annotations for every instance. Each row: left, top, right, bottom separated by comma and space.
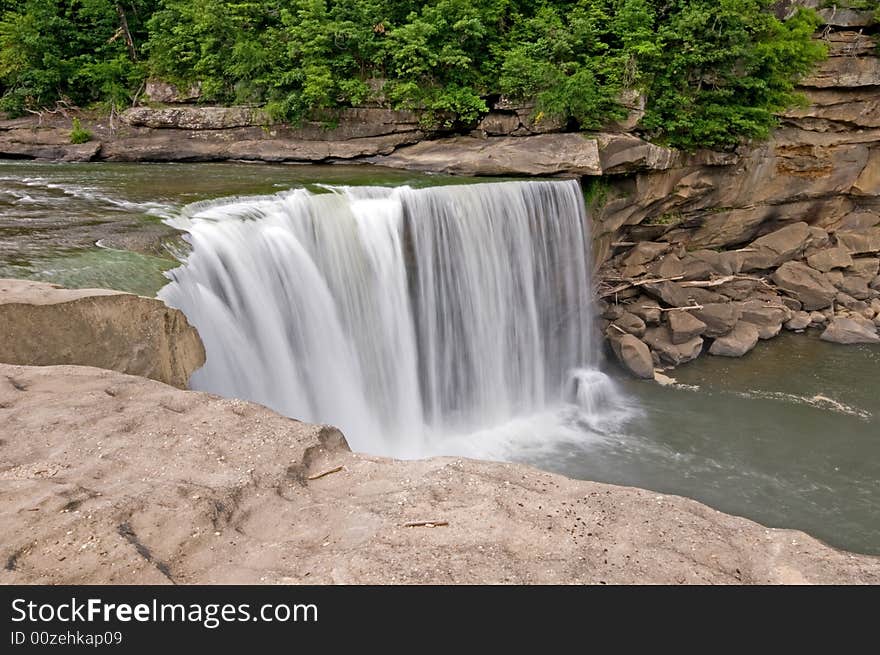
2, 160, 877, 556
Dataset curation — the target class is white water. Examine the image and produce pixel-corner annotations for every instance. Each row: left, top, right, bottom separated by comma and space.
159, 180, 629, 458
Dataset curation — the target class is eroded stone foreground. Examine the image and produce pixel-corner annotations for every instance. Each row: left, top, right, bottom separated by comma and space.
1, 363, 877, 585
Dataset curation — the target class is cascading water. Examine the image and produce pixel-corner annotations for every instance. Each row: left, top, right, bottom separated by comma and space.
159, 179, 627, 458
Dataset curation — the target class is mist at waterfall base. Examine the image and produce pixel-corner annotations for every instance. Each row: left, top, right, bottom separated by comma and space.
159, 180, 633, 460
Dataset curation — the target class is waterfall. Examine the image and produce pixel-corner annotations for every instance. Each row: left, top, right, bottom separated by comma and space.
160, 179, 612, 458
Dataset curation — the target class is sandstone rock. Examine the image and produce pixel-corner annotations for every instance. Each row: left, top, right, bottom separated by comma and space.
3, 363, 876, 585
809, 311, 828, 326
601, 302, 625, 321
820, 318, 880, 344
641, 281, 692, 308
715, 278, 762, 301
771, 261, 838, 310
628, 296, 662, 325
668, 310, 708, 345
650, 253, 685, 279
839, 275, 873, 300
806, 246, 853, 272
802, 56, 880, 88
679, 252, 721, 280
612, 312, 647, 338
872, 275, 880, 291
686, 288, 729, 305
691, 303, 743, 338
780, 296, 803, 312
613, 334, 655, 379
849, 257, 880, 280
0, 279, 204, 388
595, 133, 678, 174
836, 229, 880, 255
784, 311, 812, 331
622, 241, 669, 267
144, 79, 202, 103
784, 88, 880, 131
643, 326, 703, 367
476, 112, 520, 136
835, 292, 869, 312
737, 300, 790, 339
739, 221, 812, 271
709, 322, 760, 357
377, 134, 602, 176
124, 106, 270, 130
816, 8, 877, 29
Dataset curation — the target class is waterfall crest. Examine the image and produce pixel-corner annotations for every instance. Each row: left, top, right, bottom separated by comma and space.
160, 180, 605, 457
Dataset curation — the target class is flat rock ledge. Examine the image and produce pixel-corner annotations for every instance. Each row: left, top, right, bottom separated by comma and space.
1, 362, 877, 584
0, 279, 204, 389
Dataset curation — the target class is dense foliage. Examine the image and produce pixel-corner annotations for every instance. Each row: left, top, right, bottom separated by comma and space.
0, 0, 830, 149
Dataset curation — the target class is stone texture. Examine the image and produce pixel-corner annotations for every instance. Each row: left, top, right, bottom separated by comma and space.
627, 296, 662, 325
771, 261, 838, 310
690, 303, 743, 338
377, 134, 602, 176
668, 310, 708, 345
737, 300, 790, 340
806, 246, 853, 272
612, 334, 655, 379
739, 221, 812, 271
784, 311, 812, 331
0, 279, 204, 389
820, 317, 880, 344
709, 322, 760, 357
641, 281, 692, 308
3, 363, 876, 585
836, 229, 880, 255
643, 326, 703, 367
612, 312, 647, 338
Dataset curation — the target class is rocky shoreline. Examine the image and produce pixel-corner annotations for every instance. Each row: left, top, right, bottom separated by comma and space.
599, 221, 880, 378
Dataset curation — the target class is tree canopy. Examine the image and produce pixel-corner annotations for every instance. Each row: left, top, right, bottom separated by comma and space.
0, 0, 828, 149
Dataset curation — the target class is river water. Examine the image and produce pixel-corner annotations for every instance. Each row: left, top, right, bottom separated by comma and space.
2, 160, 877, 556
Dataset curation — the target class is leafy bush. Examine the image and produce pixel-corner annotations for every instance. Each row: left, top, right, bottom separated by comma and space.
0, 0, 829, 150
69, 117, 92, 144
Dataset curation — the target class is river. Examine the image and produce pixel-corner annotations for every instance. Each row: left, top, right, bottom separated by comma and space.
2, 160, 877, 556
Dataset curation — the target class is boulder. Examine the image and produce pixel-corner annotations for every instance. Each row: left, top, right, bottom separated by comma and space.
809, 311, 828, 327
849, 257, 880, 280
820, 318, 880, 345
737, 300, 789, 340
641, 280, 692, 308
771, 262, 838, 310
838, 275, 874, 301
650, 253, 685, 279
784, 311, 812, 331
806, 247, 853, 272
714, 278, 762, 301
679, 252, 722, 280
709, 323, 760, 358
0, 279, 205, 388
643, 326, 703, 367
690, 303, 743, 338
685, 287, 729, 305
601, 302, 625, 321
835, 292, 869, 313
668, 310, 708, 344
612, 312, 647, 338
628, 296, 662, 325
622, 241, 669, 267
836, 229, 880, 255
739, 222, 812, 272
612, 334, 655, 379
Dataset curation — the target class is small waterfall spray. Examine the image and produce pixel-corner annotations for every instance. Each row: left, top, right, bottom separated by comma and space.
160, 179, 623, 458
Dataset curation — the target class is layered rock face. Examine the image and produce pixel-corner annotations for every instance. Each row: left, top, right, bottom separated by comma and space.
0, 279, 204, 388
2, 362, 877, 584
